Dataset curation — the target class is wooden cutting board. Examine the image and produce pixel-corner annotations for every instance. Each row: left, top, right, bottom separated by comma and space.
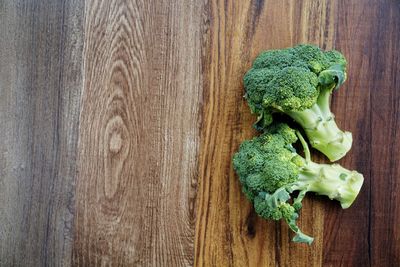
1, 0, 399, 266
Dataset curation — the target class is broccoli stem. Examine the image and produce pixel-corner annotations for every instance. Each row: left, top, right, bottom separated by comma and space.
316, 85, 333, 116
296, 130, 311, 162
293, 130, 363, 208
285, 216, 314, 245
293, 161, 364, 209
286, 94, 352, 161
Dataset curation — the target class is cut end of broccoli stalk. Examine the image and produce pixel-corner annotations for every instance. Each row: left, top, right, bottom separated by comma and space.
287, 104, 353, 161
296, 161, 364, 209
305, 120, 353, 162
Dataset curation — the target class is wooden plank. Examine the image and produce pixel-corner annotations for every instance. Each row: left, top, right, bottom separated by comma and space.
0, 0, 84, 266
322, 0, 375, 266
72, 0, 204, 265
323, 1, 400, 266
369, 2, 400, 266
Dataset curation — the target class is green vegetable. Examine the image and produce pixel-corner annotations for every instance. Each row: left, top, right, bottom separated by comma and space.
232, 123, 364, 244
244, 44, 351, 161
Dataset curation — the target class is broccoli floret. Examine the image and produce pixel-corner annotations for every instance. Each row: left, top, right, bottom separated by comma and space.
232, 123, 364, 244
243, 44, 351, 161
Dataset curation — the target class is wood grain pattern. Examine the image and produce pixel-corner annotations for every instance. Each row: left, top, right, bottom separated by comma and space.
196, 1, 340, 266
369, 2, 400, 266
0, 0, 84, 266
321, 1, 400, 266
72, 0, 203, 265
0, 0, 399, 266
322, 1, 375, 266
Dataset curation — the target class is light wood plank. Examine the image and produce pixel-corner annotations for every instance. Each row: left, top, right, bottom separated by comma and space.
72, 0, 204, 265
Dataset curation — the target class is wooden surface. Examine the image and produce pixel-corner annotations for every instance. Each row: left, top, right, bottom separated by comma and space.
0, 0, 399, 266
0, 1, 84, 266
73, 0, 202, 265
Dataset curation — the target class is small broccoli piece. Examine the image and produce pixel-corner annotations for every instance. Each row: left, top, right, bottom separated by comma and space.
232, 123, 364, 244
243, 44, 351, 161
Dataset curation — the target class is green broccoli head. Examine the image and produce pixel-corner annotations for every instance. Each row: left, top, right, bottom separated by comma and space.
232, 123, 302, 194
262, 67, 319, 111
232, 123, 364, 244
244, 45, 345, 113
254, 189, 296, 221
243, 44, 352, 161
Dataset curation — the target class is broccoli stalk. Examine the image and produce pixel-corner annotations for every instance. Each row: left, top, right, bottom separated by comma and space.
294, 130, 363, 209
233, 123, 364, 244
295, 160, 363, 209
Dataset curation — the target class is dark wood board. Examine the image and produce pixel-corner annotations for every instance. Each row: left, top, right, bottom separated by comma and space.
0, 0, 399, 266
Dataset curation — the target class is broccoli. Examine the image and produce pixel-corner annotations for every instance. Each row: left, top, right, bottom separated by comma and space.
232, 123, 364, 244
243, 44, 351, 161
